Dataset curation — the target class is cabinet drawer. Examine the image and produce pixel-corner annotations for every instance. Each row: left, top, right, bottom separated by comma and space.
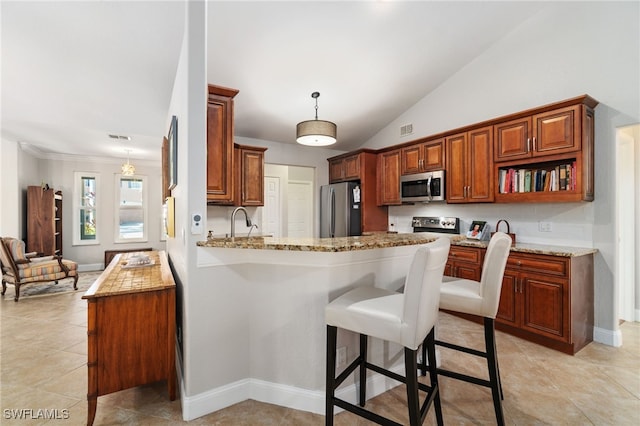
448, 246, 482, 263
507, 253, 568, 277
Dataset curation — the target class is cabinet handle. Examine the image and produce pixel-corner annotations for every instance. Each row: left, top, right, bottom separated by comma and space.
517, 260, 522, 266
527, 138, 531, 152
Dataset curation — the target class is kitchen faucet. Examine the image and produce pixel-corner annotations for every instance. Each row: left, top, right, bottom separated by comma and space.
230, 207, 252, 237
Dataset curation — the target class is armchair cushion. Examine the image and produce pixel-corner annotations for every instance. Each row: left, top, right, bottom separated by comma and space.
5, 238, 28, 262
8, 259, 77, 283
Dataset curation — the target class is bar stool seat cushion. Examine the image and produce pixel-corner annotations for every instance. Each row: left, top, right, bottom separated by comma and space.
326, 287, 403, 346
440, 277, 484, 317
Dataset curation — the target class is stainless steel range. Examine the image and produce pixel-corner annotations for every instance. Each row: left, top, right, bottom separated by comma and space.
411, 216, 460, 234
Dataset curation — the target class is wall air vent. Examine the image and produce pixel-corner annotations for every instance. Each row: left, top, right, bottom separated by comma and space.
108, 134, 131, 141
400, 124, 413, 137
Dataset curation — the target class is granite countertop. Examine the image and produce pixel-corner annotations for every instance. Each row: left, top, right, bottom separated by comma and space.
197, 233, 597, 257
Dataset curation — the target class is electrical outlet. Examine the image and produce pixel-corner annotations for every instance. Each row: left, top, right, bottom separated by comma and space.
539, 221, 553, 232
337, 346, 347, 367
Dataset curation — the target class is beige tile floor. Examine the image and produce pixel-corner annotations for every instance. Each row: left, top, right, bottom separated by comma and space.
1, 281, 639, 425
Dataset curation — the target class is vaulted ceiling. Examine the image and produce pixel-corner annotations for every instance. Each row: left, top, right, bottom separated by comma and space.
1, 1, 547, 163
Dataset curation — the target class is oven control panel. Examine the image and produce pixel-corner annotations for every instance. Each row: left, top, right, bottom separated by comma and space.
412, 216, 460, 234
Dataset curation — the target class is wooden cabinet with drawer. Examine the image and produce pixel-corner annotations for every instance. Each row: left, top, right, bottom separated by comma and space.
443, 245, 594, 355
445, 246, 484, 281
496, 251, 594, 354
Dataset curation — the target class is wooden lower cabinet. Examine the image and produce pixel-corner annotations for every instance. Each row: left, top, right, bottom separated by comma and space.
496, 252, 593, 354
83, 251, 176, 426
446, 246, 594, 354
445, 246, 483, 281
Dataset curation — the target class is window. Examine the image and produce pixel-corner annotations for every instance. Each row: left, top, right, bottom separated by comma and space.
115, 174, 148, 243
73, 172, 100, 245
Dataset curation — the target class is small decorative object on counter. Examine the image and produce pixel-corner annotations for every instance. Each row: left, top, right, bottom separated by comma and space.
207, 230, 214, 240
466, 220, 489, 240
492, 219, 516, 243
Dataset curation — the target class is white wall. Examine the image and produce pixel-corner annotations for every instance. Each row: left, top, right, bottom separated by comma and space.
0, 140, 21, 237
205, 135, 344, 238
363, 2, 640, 343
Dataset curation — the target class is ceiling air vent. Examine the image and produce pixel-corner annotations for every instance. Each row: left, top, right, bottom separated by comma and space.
400, 124, 413, 137
108, 134, 131, 141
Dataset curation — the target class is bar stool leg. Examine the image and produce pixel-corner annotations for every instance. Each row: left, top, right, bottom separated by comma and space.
359, 334, 367, 407
326, 325, 337, 426
404, 347, 421, 426
484, 318, 505, 426
425, 329, 444, 426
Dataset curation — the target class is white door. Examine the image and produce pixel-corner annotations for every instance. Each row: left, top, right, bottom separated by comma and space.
264, 176, 282, 237
287, 180, 313, 238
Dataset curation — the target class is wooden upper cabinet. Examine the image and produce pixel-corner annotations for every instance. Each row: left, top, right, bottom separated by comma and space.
401, 139, 445, 175
329, 154, 360, 183
207, 84, 238, 204
235, 144, 267, 206
327, 150, 388, 232
377, 149, 402, 206
494, 96, 597, 203
495, 105, 580, 162
446, 126, 493, 203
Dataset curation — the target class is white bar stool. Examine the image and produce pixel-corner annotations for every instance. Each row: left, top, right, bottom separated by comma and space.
422, 232, 512, 425
325, 237, 450, 426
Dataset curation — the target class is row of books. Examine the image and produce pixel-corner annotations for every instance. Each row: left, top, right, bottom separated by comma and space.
498, 162, 576, 193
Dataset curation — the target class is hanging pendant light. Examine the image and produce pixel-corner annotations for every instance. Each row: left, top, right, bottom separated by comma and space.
121, 149, 135, 176
296, 92, 337, 146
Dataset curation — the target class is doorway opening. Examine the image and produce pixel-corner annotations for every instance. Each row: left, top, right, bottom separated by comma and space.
263, 164, 315, 238
616, 124, 640, 323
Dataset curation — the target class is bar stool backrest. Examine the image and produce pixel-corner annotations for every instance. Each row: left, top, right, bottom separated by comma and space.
479, 232, 513, 319
402, 237, 451, 350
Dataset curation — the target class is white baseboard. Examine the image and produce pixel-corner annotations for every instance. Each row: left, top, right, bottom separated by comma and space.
78, 263, 102, 272
181, 365, 404, 421
593, 326, 623, 347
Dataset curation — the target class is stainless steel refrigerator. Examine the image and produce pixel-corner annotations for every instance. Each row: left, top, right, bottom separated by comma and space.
320, 182, 361, 238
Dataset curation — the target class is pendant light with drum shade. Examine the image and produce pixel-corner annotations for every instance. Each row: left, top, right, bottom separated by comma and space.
296, 92, 337, 146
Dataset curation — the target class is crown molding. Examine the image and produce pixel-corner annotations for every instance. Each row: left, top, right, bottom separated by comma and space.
18, 142, 159, 167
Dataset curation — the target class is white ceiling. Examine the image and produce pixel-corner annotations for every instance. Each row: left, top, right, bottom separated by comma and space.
1, 1, 547, 163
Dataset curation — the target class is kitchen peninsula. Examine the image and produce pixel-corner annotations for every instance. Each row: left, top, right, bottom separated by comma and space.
194, 233, 595, 415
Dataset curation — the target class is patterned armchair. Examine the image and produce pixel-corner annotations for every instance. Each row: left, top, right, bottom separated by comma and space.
0, 237, 78, 301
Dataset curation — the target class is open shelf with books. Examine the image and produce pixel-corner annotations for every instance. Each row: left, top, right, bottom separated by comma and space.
494, 151, 592, 203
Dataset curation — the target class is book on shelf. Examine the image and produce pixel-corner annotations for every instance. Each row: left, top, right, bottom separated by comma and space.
499, 162, 576, 194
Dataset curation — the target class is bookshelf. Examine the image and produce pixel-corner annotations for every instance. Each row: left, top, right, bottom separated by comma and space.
27, 186, 64, 256
493, 96, 596, 203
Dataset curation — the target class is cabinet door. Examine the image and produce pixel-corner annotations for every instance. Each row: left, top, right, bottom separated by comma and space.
329, 159, 344, 182
422, 139, 445, 171
533, 105, 579, 156
445, 132, 467, 202
494, 117, 531, 162
447, 246, 482, 281
207, 95, 234, 203
238, 148, 265, 206
343, 155, 360, 180
496, 270, 519, 327
467, 126, 494, 202
521, 273, 569, 342
377, 150, 401, 206
401, 145, 422, 175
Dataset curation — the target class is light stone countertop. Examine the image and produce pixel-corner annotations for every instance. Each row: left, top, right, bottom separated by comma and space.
197, 233, 597, 257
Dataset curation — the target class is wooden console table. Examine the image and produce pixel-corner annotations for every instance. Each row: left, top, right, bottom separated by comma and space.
83, 250, 176, 426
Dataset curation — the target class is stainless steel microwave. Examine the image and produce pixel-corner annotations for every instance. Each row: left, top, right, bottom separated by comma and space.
400, 171, 445, 203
